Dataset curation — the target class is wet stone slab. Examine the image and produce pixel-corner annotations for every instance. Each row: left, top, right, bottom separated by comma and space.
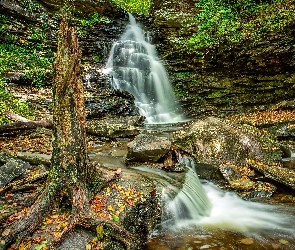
0, 157, 30, 187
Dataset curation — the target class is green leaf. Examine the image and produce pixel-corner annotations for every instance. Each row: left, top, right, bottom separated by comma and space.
112, 215, 119, 221
35, 240, 47, 250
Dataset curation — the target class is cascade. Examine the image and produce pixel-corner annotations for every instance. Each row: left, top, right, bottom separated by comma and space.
161, 153, 295, 236
161, 154, 212, 229
103, 14, 185, 124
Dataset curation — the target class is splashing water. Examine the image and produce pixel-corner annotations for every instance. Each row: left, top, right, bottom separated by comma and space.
103, 14, 185, 124
157, 154, 295, 237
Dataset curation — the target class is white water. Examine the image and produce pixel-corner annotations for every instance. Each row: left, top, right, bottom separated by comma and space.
160, 155, 295, 237
103, 14, 185, 124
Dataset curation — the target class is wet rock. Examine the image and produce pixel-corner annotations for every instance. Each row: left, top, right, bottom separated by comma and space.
247, 159, 295, 190
0, 154, 31, 187
162, 163, 186, 172
218, 162, 256, 191
241, 181, 277, 200
172, 117, 295, 190
127, 134, 172, 163
218, 162, 241, 182
86, 116, 144, 138
174, 117, 282, 167
85, 88, 141, 118
83, 66, 112, 89
228, 178, 257, 191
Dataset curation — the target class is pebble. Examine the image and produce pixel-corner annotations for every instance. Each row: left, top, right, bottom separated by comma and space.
240, 238, 254, 245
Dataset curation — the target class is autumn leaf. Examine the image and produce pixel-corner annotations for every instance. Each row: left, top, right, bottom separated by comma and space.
107, 205, 114, 211
18, 240, 31, 250
96, 225, 104, 240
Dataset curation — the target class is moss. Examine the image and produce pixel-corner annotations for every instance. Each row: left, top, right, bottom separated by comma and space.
0, 79, 33, 124
112, 0, 152, 15
185, 0, 295, 54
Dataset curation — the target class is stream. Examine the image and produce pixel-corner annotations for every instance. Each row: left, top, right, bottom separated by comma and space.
88, 130, 295, 250
100, 14, 295, 250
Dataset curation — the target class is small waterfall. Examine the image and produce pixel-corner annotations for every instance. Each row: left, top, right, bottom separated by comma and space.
161, 153, 295, 236
161, 154, 212, 230
103, 14, 185, 124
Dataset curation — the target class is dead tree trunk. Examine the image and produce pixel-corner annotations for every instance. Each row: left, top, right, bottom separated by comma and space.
0, 18, 137, 250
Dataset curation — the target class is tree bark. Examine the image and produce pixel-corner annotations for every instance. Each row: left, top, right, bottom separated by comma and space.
0, 17, 136, 250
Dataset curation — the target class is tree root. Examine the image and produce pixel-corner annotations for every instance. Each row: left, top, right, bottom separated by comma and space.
0, 179, 140, 250
52, 207, 139, 250
51, 184, 140, 250
0, 185, 53, 250
0, 171, 48, 196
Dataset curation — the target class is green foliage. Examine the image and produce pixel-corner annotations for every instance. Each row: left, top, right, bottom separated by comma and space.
19, 0, 43, 13
174, 81, 189, 98
75, 12, 110, 38
185, 0, 295, 54
112, 0, 152, 15
0, 79, 32, 124
76, 12, 110, 27
0, 43, 54, 87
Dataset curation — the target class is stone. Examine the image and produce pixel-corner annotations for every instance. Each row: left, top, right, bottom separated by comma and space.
85, 88, 141, 119
127, 133, 172, 163
0, 156, 31, 187
218, 162, 241, 182
240, 238, 254, 245
174, 117, 282, 167
86, 116, 144, 138
229, 178, 256, 191
241, 181, 277, 200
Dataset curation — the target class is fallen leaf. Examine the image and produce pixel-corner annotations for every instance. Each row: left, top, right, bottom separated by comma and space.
2, 229, 10, 237
18, 240, 31, 250
107, 205, 114, 211
279, 239, 289, 245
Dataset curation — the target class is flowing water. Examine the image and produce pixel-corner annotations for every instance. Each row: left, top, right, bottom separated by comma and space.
142, 155, 295, 249
103, 14, 185, 124
102, 13, 295, 250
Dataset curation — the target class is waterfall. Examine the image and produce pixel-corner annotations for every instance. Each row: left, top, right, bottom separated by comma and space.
103, 14, 185, 124
161, 154, 212, 229
161, 154, 295, 236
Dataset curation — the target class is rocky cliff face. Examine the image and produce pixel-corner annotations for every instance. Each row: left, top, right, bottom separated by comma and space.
148, 0, 295, 118
1, 0, 295, 119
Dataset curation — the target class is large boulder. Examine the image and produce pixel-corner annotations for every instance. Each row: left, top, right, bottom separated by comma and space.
174, 117, 282, 167
127, 134, 172, 163
86, 116, 144, 138
173, 117, 295, 191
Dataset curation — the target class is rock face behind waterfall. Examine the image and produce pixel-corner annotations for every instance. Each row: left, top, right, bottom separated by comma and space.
173, 117, 295, 191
